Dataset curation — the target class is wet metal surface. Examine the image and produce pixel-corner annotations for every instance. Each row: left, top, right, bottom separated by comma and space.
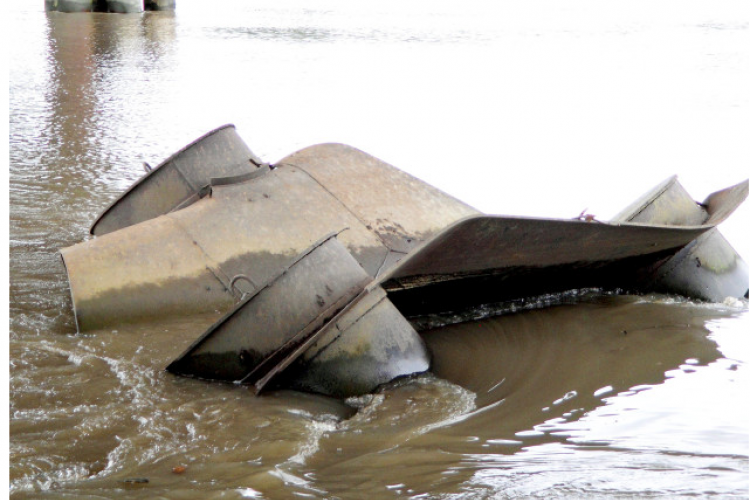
381, 178, 748, 318
613, 176, 749, 301
167, 235, 372, 386
652, 228, 749, 302
90, 125, 264, 236
61, 142, 478, 331
285, 287, 430, 397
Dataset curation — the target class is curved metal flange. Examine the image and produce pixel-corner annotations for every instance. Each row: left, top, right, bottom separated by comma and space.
166, 234, 430, 398
166, 233, 371, 382
280, 286, 430, 398
90, 125, 265, 236
619, 177, 749, 301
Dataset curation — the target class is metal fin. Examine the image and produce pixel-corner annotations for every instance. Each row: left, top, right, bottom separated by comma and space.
166, 233, 371, 382
91, 125, 266, 236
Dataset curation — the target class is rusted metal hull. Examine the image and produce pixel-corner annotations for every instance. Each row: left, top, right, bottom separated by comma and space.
59, 126, 748, 397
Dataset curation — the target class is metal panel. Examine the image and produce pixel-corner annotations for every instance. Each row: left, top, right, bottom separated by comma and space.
612, 176, 708, 226
378, 216, 711, 318
380, 179, 748, 318
701, 179, 750, 225
381, 216, 710, 285
278, 143, 479, 266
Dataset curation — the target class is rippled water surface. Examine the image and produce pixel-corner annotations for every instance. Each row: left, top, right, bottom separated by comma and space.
8, 0, 749, 498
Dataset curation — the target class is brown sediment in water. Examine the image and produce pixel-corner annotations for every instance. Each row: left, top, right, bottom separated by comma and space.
9, 3, 749, 497
291, 296, 736, 497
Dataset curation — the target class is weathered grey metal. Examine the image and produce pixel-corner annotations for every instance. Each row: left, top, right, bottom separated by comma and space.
166, 235, 430, 398
378, 215, 707, 317
61, 140, 477, 331
90, 125, 264, 236
650, 229, 749, 301
281, 286, 430, 397
279, 144, 478, 259
378, 178, 748, 318
699, 178, 750, 226
166, 234, 372, 383
59, 126, 749, 398
612, 177, 749, 301
612, 176, 708, 226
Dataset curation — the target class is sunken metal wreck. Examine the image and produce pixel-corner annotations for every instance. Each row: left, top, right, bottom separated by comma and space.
59, 125, 749, 397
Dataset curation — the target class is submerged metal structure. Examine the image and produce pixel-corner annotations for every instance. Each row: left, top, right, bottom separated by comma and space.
60, 125, 749, 397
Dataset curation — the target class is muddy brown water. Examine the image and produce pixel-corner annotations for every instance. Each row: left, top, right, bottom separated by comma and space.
9, 1, 749, 498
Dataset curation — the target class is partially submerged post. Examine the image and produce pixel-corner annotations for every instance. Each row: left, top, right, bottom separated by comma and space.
45, 0, 175, 13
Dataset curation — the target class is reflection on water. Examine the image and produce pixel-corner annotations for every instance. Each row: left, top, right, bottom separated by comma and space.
8, 1, 749, 498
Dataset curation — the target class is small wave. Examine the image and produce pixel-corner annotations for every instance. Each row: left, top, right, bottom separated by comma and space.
287, 413, 340, 466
